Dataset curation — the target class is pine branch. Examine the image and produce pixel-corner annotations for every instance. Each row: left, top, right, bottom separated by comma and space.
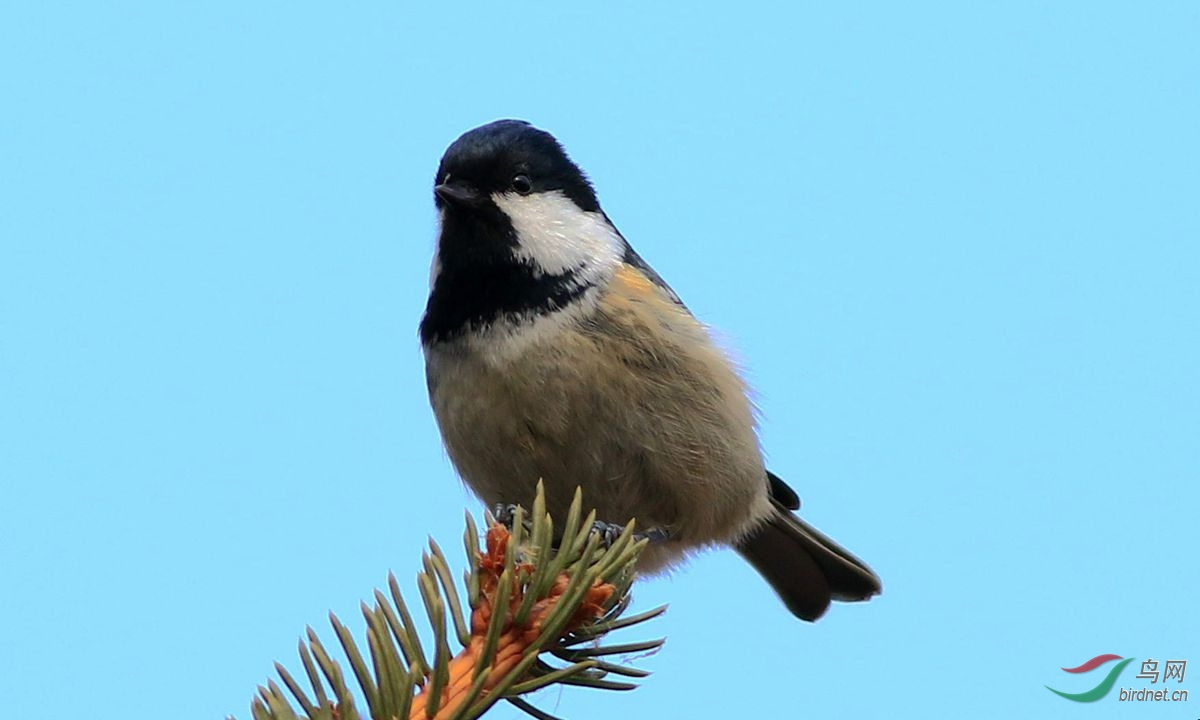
240, 483, 666, 720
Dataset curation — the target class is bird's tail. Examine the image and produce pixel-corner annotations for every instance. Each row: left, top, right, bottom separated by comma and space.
735, 507, 881, 621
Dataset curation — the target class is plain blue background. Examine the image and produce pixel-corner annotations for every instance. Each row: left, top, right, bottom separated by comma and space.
2, 3, 1196, 719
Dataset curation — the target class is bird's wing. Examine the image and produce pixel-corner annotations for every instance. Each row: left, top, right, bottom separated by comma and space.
604, 213, 688, 310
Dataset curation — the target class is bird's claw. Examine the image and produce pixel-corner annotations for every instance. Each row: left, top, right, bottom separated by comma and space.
589, 520, 670, 547
491, 503, 520, 528
590, 519, 623, 547
494, 503, 670, 547
636, 527, 670, 544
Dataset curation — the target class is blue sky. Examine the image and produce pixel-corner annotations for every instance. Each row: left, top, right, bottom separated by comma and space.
1, 3, 1197, 719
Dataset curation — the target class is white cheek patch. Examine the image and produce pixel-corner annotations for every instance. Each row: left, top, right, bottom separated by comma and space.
492, 191, 623, 283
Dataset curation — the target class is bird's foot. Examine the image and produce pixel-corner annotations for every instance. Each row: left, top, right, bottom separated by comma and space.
636, 526, 670, 544
491, 503, 520, 528
589, 519, 670, 547
493, 504, 669, 547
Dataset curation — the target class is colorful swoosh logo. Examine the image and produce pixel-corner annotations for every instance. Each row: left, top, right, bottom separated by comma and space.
1061, 654, 1124, 673
1046, 654, 1133, 702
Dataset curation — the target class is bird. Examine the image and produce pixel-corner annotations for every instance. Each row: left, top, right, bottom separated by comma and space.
419, 119, 881, 621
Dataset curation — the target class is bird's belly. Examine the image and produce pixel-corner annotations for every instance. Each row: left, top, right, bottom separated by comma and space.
425, 307, 771, 565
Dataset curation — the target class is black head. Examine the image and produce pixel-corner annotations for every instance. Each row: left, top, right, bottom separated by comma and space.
421, 121, 622, 345
433, 120, 601, 213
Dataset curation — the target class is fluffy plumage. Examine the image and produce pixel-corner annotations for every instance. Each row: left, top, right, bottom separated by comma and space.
420, 119, 881, 620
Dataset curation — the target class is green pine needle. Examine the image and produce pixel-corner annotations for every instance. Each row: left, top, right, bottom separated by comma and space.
239, 483, 666, 720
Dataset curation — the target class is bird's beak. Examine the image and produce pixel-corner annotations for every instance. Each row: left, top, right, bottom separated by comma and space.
434, 181, 481, 207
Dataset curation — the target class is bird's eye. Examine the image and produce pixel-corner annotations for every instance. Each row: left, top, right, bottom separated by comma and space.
511, 174, 533, 195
